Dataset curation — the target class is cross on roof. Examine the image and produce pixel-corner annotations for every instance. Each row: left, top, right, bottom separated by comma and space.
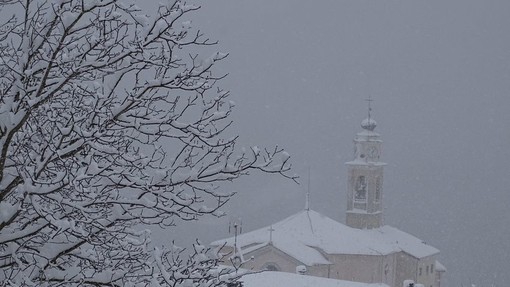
268, 225, 275, 243
365, 95, 373, 121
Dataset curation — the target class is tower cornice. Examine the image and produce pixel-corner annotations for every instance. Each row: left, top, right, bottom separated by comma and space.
345, 161, 386, 166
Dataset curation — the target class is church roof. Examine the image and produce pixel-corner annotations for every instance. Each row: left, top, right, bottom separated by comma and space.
435, 260, 447, 272
211, 210, 439, 266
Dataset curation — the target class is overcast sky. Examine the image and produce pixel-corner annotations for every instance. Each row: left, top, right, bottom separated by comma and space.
142, 1, 510, 286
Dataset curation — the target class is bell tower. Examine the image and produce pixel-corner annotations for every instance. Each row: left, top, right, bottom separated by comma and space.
345, 100, 386, 229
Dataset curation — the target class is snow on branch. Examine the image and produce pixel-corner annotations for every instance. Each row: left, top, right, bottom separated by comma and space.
0, 0, 294, 286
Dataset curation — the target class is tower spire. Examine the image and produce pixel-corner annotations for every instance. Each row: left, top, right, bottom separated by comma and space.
361, 96, 377, 131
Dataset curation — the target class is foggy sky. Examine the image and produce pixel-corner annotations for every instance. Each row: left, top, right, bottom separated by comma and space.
149, 1, 510, 286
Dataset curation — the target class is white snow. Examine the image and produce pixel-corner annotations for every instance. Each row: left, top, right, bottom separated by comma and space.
62, 11, 78, 27
212, 210, 439, 266
435, 260, 447, 272
345, 160, 386, 166
0, 202, 18, 225
281, 151, 290, 162
82, 0, 97, 9
361, 118, 377, 130
241, 271, 389, 287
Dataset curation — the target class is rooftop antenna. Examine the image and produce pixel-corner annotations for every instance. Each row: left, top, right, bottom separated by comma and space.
228, 217, 242, 255
305, 167, 311, 211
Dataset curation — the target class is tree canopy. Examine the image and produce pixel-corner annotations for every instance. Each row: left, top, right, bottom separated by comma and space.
0, 0, 293, 285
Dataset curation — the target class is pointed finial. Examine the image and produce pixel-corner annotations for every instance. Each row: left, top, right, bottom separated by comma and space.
361, 96, 377, 131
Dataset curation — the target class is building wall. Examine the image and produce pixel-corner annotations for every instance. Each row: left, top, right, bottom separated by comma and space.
218, 242, 440, 287
415, 255, 438, 287
393, 252, 440, 287
346, 164, 384, 229
241, 245, 303, 274
395, 252, 418, 287
324, 254, 384, 283
435, 269, 445, 287
346, 211, 382, 229
241, 248, 388, 283
382, 252, 398, 287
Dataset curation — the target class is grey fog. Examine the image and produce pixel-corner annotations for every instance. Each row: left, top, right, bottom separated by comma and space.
155, 1, 510, 287
0, 0, 508, 286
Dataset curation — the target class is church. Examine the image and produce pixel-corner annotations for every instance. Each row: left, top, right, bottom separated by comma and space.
211, 114, 446, 287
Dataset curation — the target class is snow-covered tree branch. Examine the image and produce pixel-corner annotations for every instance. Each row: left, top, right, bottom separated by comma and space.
0, 0, 295, 285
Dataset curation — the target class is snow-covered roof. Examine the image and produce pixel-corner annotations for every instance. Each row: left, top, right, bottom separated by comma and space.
435, 260, 447, 272
241, 271, 390, 287
211, 210, 439, 266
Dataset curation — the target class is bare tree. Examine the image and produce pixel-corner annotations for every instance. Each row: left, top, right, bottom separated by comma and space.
0, 0, 294, 285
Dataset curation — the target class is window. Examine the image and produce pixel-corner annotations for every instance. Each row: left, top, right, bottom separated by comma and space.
430, 264, 434, 273
419, 267, 422, 276
354, 176, 367, 202
426, 265, 429, 274
375, 176, 381, 202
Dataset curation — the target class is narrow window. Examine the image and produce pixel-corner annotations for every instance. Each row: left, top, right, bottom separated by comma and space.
375, 176, 381, 202
355, 176, 367, 202
419, 267, 422, 276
